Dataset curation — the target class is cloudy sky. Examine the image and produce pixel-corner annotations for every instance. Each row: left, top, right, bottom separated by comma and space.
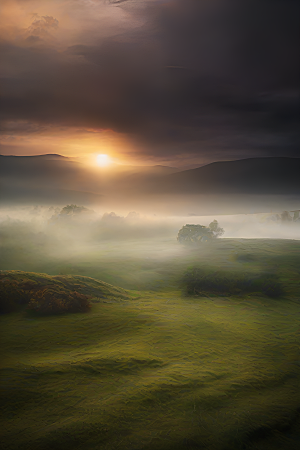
0, 0, 299, 166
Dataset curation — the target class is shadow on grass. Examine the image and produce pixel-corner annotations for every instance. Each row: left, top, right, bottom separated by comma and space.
181, 268, 284, 298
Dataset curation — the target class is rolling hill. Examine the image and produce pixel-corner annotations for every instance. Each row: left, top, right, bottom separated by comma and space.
1, 155, 300, 207
156, 157, 300, 195
0, 270, 131, 314
1, 240, 300, 450
0, 270, 130, 300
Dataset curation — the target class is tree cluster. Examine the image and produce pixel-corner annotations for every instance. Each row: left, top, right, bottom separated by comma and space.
177, 220, 224, 245
60, 204, 91, 216
265, 210, 300, 224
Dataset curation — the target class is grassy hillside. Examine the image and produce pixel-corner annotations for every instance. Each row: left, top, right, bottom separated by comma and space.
1, 290, 300, 450
2, 237, 299, 294
0, 270, 130, 301
1, 239, 300, 449
0, 271, 131, 314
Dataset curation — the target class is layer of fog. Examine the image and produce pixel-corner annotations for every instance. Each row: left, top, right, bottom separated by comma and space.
1, 205, 298, 289
0, 204, 299, 255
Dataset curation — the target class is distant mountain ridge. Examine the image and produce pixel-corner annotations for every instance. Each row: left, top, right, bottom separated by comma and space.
0, 186, 103, 206
0, 154, 68, 160
1, 155, 299, 205
157, 157, 300, 195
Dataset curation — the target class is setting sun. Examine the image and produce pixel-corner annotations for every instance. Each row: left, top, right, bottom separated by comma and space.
96, 154, 110, 167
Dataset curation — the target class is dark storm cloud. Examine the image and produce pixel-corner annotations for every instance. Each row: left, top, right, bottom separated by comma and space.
1, 0, 299, 159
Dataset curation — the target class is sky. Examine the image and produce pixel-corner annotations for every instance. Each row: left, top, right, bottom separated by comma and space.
0, 0, 299, 167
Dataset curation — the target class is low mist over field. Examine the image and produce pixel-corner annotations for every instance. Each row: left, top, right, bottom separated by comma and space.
1, 203, 299, 285
1, 203, 300, 246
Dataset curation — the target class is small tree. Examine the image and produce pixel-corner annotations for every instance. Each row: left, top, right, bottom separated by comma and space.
177, 221, 224, 245
60, 205, 90, 216
208, 220, 224, 238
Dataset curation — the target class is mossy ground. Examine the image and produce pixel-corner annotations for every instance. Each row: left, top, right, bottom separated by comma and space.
1, 238, 300, 449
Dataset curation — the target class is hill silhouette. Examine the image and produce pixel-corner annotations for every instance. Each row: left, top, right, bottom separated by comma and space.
0, 154, 102, 205
1, 155, 300, 206
156, 157, 300, 195
0, 154, 67, 160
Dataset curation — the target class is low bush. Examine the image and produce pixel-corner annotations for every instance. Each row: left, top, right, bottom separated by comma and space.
0, 279, 91, 314
182, 268, 283, 298
27, 288, 91, 315
0, 279, 34, 313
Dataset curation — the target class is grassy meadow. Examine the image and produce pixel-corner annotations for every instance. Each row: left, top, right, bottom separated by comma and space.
1, 237, 300, 449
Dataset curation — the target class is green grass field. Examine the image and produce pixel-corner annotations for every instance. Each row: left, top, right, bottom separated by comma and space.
1, 238, 300, 449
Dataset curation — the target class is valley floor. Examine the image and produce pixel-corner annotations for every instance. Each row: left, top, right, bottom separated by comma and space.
1, 239, 300, 449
